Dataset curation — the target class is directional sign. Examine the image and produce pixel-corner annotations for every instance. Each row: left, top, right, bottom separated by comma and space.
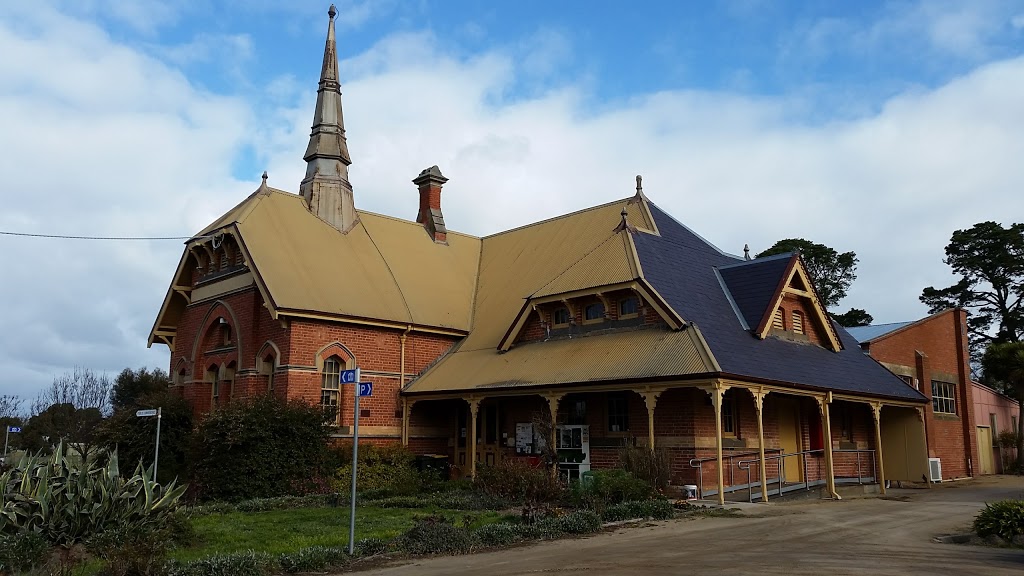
7, 427, 20, 433
358, 382, 373, 397
340, 369, 359, 384
136, 409, 159, 417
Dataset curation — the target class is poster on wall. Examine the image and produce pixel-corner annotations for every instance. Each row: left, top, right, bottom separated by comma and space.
515, 423, 534, 454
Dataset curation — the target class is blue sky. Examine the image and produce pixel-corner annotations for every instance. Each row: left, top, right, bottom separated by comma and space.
1, 0, 1024, 402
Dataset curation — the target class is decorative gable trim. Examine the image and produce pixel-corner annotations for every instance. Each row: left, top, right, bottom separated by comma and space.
497, 280, 685, 351
755, 255, 843, 352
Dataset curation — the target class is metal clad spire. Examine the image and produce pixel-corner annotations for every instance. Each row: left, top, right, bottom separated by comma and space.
300, 4, 358, 233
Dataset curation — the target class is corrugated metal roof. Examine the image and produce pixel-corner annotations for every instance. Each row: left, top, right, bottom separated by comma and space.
532, 231, 638, 298
406, 326, 715, 393
461, 199, 651, 352
845, 322, 914, 343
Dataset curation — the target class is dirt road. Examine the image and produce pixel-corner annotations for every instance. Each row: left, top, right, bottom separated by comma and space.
358, 476, 1024, 576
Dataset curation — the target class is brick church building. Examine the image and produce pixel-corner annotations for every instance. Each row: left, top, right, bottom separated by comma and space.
150, 5, 933, 503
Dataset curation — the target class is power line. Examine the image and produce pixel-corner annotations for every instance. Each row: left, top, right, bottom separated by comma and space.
0, 230, 209, 241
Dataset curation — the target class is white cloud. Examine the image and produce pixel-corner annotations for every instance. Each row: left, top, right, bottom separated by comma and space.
2, 2, 1023, 403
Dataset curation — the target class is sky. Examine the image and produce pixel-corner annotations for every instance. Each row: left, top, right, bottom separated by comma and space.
1, 0, 1023, 402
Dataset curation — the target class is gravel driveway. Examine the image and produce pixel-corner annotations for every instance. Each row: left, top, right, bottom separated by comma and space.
355, 475, 1024, 576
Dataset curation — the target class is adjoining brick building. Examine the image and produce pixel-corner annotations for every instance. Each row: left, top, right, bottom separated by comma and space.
971, 382, 1020, 474
149, 5, 930, 504
847, 309, 979, 480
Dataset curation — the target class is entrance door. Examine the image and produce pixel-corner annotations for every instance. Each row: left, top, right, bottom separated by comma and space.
776, 398, 803, 482
977, 427, 994, 475
454, 403, 502, 476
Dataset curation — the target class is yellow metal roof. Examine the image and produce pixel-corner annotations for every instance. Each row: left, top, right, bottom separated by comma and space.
462, 199, 653, 352
405, 327, 716, 394
531, 230, 638, 299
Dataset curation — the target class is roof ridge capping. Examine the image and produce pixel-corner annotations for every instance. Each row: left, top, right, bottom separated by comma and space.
717, 251, 793, 269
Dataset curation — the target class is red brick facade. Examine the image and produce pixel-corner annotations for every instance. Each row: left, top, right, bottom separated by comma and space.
860, 309, 978, 479
170, 275, 459, 440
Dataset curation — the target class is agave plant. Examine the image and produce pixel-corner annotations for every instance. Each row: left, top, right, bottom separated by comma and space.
0, 441, 186, 548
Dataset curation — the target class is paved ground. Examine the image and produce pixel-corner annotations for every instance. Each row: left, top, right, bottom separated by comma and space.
357, 475, 1024, 576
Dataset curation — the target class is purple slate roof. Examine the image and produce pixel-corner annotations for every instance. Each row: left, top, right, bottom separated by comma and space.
717, 253, 794, 331
631, 204, 926, 402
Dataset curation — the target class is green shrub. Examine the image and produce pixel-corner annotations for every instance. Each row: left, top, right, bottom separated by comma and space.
475, 459, 563, 504
473, 522, 522, 547
602, 499, 674, 522
0, 531, 49, 574
426, 490, 509, 510
974, 500, 1024, 542
89, 524, 173, 576
394, 516, 476, 555
373, 495, 425, 508
0, 442, 185, 575
191, 397, 332, 502
278, 545, 349, 573
570, 469, 654, 511
165, 551, 274, 576
552, 510, 603, 534
354, 537, 389, 557
334, 444, 426, 497
618, 445, 672, 490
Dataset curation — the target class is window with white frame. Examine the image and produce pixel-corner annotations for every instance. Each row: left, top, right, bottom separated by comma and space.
322, 356, 342, 424
552, 307, 571, 327
931, 381, 956, 415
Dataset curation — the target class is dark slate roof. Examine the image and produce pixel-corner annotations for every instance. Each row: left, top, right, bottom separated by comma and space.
845, 322, 914, 343
632, 203, 926, 402
717, 254, 794, 331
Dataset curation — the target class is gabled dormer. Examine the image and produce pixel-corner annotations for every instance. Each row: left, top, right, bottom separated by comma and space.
718, 253, 842, 352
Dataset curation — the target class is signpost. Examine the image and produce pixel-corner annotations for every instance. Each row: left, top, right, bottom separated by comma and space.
136, 407, 162, 481
3, 426, 21, 459
341, 368, 374, 554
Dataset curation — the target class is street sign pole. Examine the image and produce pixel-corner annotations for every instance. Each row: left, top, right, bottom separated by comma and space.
3, 426, 9, 458
154, 407, 162, 482
348, 367, 361, 555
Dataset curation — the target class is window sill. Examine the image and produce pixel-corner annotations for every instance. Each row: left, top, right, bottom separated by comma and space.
933, 413, 960, 421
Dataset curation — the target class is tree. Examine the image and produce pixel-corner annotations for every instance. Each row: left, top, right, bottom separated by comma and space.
26, 367, 113, 457
981, 342, 1024, 471
0, 395, 23, 420
98, 389, 192, 484
110, 367, 170, 410
921, 222, 1024, 364
833, 308, 874, 328
756, 238, 860, 310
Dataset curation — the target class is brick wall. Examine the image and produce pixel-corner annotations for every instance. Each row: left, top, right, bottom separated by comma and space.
864, 309, 978, 479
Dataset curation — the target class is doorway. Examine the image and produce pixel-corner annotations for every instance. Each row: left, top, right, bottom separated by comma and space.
454, 402, 502, 475
976, 426, 994, 475
776, 397, 804, 482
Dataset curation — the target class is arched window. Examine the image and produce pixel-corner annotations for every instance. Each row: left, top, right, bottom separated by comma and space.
175, 368, 186, 386
264, 353, 276, 394
619, 297, 639, 318
220, 323, 233, 347
791, 311, 804, 335
552, 307, 571, 327
584, 303, 605, 324
322, 356, 342, 424
207, 365, 220, 408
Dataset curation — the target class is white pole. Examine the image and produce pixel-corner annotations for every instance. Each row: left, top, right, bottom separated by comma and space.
3, 426, 9, 459
348, 368, 361, 555
154, 407, 162, 482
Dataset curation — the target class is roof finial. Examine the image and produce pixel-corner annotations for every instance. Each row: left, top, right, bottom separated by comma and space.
262, 170, 268, 183
328, 3, 336, 19
636, 174, 643, 195
743, 243, 751, 260
614, 206, 634, 233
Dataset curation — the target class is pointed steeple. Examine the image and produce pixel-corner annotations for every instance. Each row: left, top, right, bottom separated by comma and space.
300, 4, 357, 232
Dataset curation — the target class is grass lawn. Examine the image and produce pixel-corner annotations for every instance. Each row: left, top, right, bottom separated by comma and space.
173, 506, 511, 562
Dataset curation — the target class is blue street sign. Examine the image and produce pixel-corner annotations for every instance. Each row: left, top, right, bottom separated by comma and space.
358, 382, 373, 397
340, 369, 359, 384
7, 427, 21, 433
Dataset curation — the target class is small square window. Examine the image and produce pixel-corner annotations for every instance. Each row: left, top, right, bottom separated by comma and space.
584, 302, 605, 324
552, 307, 571, 327
931, 381, 956, 415
619, 297, 639, 318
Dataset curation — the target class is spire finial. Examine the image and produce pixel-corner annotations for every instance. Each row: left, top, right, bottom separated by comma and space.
328, 4, 336, 19
743, 244, 751, 260
262, 170, 268, 183
636, 174, 642, 194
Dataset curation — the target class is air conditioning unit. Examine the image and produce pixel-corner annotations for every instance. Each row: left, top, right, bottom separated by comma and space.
928, 458, 942, 482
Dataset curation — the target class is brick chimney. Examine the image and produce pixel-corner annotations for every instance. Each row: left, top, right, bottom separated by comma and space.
413, 165, 448, 243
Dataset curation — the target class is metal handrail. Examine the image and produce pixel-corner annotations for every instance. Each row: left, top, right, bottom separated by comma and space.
688, 448, 783, 499
735, 448, 878, 503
